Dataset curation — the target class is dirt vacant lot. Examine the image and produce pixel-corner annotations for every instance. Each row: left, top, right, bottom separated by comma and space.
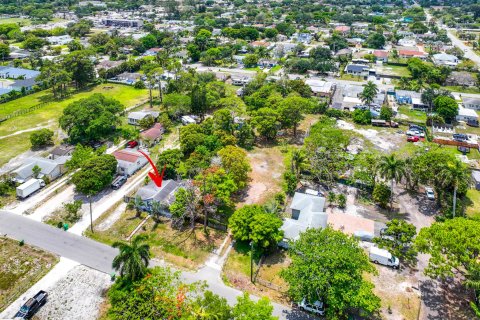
0, 237, 58, 311
242, 146, 285, 205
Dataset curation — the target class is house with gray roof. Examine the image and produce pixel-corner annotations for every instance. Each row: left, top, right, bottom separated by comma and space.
463, 97, 480, 110
432, 53, 458, 67
0, 67, 40, 80
279, 190, 327, 248
125, 180, 181, 216
12, 157, 69, 183
344, 64, 370, 77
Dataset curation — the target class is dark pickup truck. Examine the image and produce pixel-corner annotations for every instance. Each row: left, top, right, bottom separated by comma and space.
14, 290, 48, 319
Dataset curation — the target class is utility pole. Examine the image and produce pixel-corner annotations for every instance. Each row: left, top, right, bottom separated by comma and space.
250, 241, 254, 283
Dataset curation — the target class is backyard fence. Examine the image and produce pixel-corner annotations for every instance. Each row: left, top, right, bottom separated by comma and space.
0, 101, 51, 123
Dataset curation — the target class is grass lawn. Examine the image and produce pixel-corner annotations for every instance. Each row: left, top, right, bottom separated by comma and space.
443, 86, 480, 94
223, 243, 290, 304
0, 237, 58, 312
383, 64, 411, 77
269, 65, 282, 73
465, 189, 480, 219
0, 84, 148, 167
86, 205, 226, 270
0, 132, 32, 167
397, 105, 427, 123
340, 74, 364, 82
0, 18, 31, 25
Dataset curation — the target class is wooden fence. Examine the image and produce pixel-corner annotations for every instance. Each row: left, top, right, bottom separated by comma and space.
0, 101, 51, 123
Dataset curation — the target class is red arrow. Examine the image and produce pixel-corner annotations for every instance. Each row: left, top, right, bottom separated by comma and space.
138, 150, 166, 187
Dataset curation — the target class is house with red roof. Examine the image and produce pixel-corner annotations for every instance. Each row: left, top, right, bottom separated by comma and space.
335, 25, 350, 34
140, 123, 164, 147
398, 50, 428, 60
113, 149, 148, 176
373, 50, 389, 63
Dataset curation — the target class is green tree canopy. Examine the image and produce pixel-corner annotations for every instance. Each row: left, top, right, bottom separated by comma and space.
59, 93, 123, 144
282, 228, 380, 319
71, 154, 117, 196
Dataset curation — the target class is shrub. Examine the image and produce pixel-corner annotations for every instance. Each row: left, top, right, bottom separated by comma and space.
30, 128, 54, 149
352, 109, 372, 125
372, 183, 391, 208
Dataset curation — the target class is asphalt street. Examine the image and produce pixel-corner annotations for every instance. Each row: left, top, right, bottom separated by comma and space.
0, 210, 314, 320
0, 210, 118, 274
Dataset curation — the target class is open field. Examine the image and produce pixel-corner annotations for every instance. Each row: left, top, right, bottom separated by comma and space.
0, 237, 58, 312
0, 18, 31, 25
87, 205, 226, 270
0, 84, 147, 167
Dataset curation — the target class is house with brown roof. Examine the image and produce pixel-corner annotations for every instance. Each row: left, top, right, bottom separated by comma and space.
373, 50, 389, 62
113, 149, 148, 176
140, 123, 164, 147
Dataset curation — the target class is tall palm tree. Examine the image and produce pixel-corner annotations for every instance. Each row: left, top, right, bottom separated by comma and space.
359, 81, 379, 108
291, 149, 306, 177
439, 160, 469, 217
378, 154, 405, 210
112, 234, 150, 282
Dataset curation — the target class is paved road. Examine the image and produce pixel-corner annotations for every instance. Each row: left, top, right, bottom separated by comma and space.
0, 211, 313, 319
0, 210, 118, 274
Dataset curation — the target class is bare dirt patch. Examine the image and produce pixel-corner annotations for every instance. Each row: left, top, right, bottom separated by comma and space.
0, 237, 58, 312
242, 146, 285, 205
368, 265, 421, 320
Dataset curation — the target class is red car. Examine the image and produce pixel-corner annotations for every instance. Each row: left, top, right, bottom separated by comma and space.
407, 136, 419, 142
126, 140, 138, 148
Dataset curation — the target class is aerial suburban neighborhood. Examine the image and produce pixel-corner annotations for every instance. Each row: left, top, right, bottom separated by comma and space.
1, 0, 480, 319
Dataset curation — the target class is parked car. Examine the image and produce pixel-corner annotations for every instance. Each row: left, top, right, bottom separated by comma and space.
353, 230, 374, 242
126, 140, 138, 148
369, 246, 399, 268
111, 175, 127, 190
453, 133, 468, 142
425, 187, 435, 200
298, 298, 325, 316
406, 130, 424, 137
379, 228, 395, 241
15, 290, 48, 319
407, 136, 419, 142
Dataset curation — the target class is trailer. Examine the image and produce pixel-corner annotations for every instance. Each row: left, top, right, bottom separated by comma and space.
16, 179, 45, 199
371, 119, 399, 128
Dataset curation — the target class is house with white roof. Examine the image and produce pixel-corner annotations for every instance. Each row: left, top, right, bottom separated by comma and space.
127, 111, 160, 125
279, 190, 327, 248
432, 53, 458, 67
463, 97, 480, 110
456, 106, 479, 126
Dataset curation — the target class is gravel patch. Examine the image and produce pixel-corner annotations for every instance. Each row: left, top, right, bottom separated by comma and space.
35, 265, 111, 320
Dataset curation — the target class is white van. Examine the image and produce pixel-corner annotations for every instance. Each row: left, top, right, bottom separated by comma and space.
298, 298, 325, 316
369, 246, 399, 268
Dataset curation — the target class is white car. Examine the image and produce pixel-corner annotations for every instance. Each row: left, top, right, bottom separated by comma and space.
406, 130, 425, 138
425, 187, 435, 200
298, 298, 325, 316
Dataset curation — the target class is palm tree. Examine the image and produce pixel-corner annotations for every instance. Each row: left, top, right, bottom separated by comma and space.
378, 155, 405, 210
359, 81, 379, 108
112, 234, 151, 282
291, 149, 306, 177
439, 160, 469, 217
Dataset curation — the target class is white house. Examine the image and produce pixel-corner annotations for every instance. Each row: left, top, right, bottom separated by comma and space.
112, 149, 148, 176
463, 97, 480, 110
46, 35, 73, 45
127, 111, 160, 125
12, 157, 69, 183
456, 106, 479, 125
279, 190, 327, 248
432, 53, 458, 67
